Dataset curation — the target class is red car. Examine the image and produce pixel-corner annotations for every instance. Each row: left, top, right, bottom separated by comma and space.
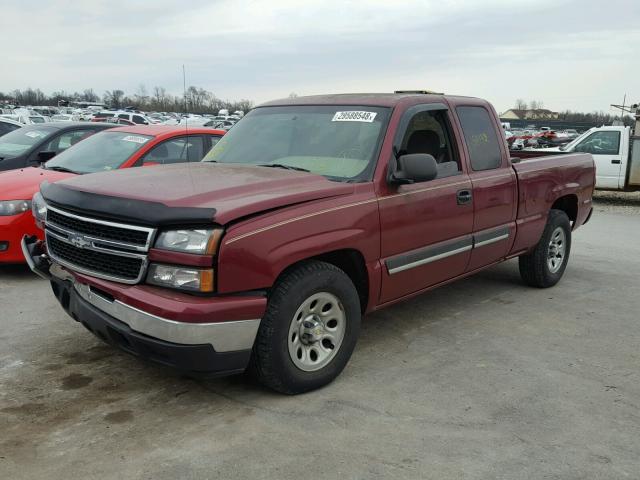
0, 125, 224, 262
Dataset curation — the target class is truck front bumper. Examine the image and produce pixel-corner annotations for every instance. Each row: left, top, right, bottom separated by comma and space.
22, 235, 263, 378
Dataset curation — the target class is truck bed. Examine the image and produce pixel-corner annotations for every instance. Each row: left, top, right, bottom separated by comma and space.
509, 152, 595, 253
510, 149, 565, 160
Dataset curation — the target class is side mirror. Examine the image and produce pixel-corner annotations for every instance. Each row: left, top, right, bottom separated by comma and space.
389, 153, 438, 184
37, 151, 57, 162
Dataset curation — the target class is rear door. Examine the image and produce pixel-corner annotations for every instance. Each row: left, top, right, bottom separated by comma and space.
452, 104, 517, 271
378, 104, 473, 303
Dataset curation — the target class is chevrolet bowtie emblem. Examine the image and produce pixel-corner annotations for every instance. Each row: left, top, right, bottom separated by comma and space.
69, 233, 91, 249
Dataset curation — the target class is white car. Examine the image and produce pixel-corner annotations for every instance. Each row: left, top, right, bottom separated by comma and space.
1, 111, 48, 125
178, 115, 210, 126
51, 114, 81, 122
90, 111, 150, 124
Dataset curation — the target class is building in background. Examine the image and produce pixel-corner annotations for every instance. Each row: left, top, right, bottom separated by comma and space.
501, 108, 559, 120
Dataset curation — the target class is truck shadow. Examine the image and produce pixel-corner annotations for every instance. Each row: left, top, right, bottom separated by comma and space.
356, 260, 525, 348
1, 260, 531, 453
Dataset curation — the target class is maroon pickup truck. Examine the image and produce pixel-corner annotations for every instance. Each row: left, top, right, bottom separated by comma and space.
23, 93, 595, 393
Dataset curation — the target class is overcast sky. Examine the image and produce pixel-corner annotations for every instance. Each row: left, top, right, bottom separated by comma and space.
2, 0, 638, 113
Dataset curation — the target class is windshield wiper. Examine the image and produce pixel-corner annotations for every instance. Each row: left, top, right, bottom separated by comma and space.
46, 166, 79, 174
257, 163, 310, 172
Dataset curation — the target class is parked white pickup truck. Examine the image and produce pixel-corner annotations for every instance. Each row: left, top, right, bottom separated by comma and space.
520, 125, 640, 191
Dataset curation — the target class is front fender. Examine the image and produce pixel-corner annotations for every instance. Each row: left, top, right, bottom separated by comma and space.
216, 197, 380, 294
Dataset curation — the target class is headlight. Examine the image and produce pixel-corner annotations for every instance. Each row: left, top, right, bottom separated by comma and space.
0, 200, 31, 216
32, 192, 47, 227
154, 228, 223, 255
146, 264, 214, 292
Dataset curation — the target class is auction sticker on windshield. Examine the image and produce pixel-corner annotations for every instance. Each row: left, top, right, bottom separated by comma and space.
24, 131, 47, 138
121, 135, 149, 144
332, 111, 377, 122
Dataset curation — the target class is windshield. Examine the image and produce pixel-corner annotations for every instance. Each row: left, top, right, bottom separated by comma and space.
0, 128, 51, 159
30, 117, 45, 123
45, 131, 153, 174
202, 105, 390, 181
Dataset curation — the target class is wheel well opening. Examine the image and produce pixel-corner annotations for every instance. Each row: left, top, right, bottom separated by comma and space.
551, 195, 578, 223
313, 249, 369, 313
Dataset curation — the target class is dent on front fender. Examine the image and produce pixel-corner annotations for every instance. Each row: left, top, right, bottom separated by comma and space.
215, 194, 381, 294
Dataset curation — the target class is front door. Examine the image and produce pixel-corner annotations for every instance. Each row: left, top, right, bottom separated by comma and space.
573, 129, 624, 189
378, 104, 473, 303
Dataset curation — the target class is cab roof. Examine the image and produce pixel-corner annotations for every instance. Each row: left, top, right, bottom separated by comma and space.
259, 92, 486, 109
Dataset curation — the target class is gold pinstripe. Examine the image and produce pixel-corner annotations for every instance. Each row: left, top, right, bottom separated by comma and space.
224, 179, 476, 245
377, 180, 470, 200
470, 173, 513, 182
224, 198, 378, 245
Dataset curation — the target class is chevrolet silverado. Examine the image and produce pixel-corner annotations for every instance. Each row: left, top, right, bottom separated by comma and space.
23, 93, 595, 393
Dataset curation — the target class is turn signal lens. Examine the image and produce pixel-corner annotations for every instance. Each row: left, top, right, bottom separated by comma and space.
146, 264, 215, 292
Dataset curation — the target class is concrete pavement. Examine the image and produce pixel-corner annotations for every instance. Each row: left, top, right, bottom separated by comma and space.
1, 207, 639, 479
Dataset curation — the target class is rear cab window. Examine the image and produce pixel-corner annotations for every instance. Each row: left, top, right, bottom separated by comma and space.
456, 106, 503, 171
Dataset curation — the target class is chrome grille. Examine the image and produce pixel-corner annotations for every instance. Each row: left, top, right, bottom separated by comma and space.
47, 209, 149, 247
45, 206, 155, 284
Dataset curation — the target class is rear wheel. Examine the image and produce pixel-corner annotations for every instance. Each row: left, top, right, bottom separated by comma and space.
519, 209, 571, 288
250, 261, 361, 394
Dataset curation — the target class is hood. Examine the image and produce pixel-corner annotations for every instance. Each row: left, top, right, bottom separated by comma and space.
0, 166, 75, 201
50, 163, 355, 225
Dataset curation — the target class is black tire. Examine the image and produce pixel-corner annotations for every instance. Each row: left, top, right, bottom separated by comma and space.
250, 260, 361, 394
519, 209, 572, 288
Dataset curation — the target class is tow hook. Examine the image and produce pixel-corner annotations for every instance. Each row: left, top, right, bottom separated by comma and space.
21, 235, 52, 280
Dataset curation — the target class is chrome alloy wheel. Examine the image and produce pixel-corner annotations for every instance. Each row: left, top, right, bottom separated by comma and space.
547, 226, 566, 273
288, 292, 346, 372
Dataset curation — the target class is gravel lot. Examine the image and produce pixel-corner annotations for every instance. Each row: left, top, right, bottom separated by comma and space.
1, 199, 639, 480
593, 190, 640, 214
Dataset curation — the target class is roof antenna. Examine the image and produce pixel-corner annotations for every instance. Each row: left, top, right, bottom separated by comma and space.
183, 64, 189, 160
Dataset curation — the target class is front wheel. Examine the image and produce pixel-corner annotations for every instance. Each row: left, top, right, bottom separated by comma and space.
250, 261, 361, 394
519, 209, 572, 288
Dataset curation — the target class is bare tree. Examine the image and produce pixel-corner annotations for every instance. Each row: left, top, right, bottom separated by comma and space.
103, 89, 125, 108
515, 99, 528, 110
80, 89, 99, 102
152, 86, 168, 110
529, 100, 544, 110
4, 84, 255, 113
134, 84, 149, 108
